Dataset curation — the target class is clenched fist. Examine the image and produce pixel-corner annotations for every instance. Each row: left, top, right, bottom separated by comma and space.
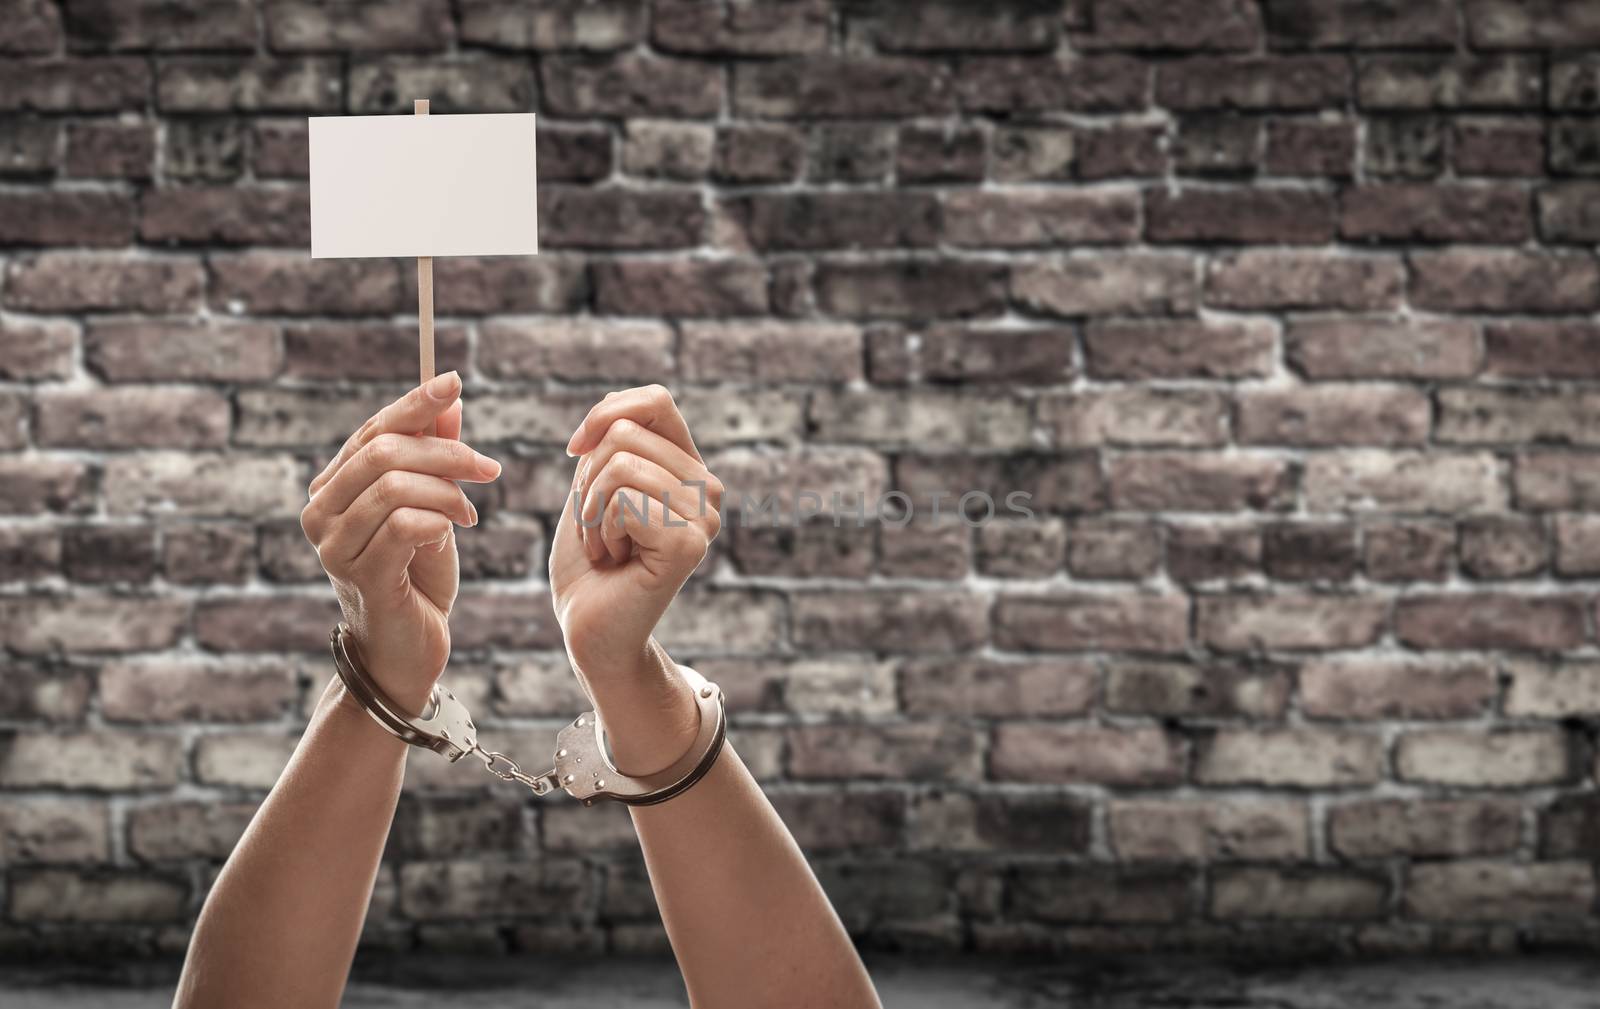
549, 385, 724, 773
299, 372, 502, 715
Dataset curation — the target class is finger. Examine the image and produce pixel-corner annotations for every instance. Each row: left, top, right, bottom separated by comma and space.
318, 471, 477, 571
436, 399, 463, 443
349, 506, 454, 594
308, 371, 464, 498
306, 431, 500, 538
575, 418, 720, 529
582, 452, 720, 563
565, 385, 702, 462
599, 483, 708, 576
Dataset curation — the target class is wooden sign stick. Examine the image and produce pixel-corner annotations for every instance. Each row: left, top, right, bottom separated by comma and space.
412, 98, 438, 434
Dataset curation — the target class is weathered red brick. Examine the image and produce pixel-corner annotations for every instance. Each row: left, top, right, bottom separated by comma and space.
1146, 188, 1335, 243
1013, 254, 1198, 317
209, 253, 404, 315
995, 594, 1189, 652
1555, 515, 1600, 576
539, 187, 704, 249
814, 260, 1007, 318
1236, 386, 1429, 446
1330, 799, 1521, 858
1212, 868, 1387, 921
734, 57, 953, 118
1105, 659, 1291, 717
1411, 251, 1600, 313
790, 723, 981, 782
1439, 387, 1600, 446
140, 187, 310, 246
0, 0, 61, 54
0, 730, 183, 790
0, 799, 108, 864
1110, 800, 1308, 862
0, 58, 149, 111
1397, 728, 1574, 786
992, 725, 1186, 786
1074, 0, 1261, 51
1365, 520, 1454, 582
1303, 658, 1494, 719
63, 0, 256, 51
992, 124, 1073, 181
1358, 55, 1542, 109
1085, 318, 1275, 378
0, 191, 134, 246
713, 124, 803, 183
871, 324, 1070, 386
61, 524, 156, 583
348, 56, 533, 112
460, 0, 644, 51
1200, 594, 1387, 651
1196, 728, 1384, 787
1460, 516, 1546, 579
1405, 861, 1595, 922
1396, 594, 1585, 650
542, 53, 720, 116
1504, 658, 1600, 717
36, 388, 230, 449
900, 657, 1095, 717
654, 0, 825, 54
898, 125, 986, 183
793, 591, 987, 653
596, 258, 768, 318
1341, 183, 1531, 243
957, 55, 1148, 113
156, 56, 340, 111
1466, 0, 1600, 49
9, 869, 188, 923
1109, 454, 1295, 511
1262, 522, 1359, 581
1207, 251, 1404, 309
1454, 119, 1545, 176
1158, 56, 1349, 109
1263, 0, 1458, 48
0, 457, 92, 514
1303, 451, 1505, 513
106, 452, 302, 518
1286, 318, 1480, 379
943, 189, 1139, 247
266, 0, 451, 51
1264, 118, 1355, 176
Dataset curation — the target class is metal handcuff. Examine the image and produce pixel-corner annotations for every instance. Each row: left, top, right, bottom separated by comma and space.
329, 623, 726, 806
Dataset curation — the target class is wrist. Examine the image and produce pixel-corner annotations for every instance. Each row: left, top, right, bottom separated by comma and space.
580, 640, 700, 777
319, 677, 411, 755
344, 627, 437, 718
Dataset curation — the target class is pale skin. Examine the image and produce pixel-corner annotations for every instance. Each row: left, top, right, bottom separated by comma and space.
173, 376, 880, 1009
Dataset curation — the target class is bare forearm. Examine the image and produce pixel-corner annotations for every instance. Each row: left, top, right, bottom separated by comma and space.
632, 748, 878, 1009
175, 680, 407, 1009
594, 650, 879, 1009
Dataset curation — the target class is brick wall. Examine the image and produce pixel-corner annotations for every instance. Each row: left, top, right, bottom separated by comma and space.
2, 0, 1600, 961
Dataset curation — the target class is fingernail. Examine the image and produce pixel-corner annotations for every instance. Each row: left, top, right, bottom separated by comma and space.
426, 371, 460, 399
475, 453, 502, 479
466, 500, 479, 526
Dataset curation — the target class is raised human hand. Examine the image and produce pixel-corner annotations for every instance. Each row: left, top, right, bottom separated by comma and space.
299, 372, 502, 715
549, 385, 724, 771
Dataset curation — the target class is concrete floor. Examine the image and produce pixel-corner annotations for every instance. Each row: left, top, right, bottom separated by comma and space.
7, 957, 1600, 1008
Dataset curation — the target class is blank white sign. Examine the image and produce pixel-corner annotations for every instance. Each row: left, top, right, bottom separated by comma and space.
309, 112, 538, 259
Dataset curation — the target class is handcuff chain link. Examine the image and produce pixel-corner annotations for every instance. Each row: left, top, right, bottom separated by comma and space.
470, 744, 559, 796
